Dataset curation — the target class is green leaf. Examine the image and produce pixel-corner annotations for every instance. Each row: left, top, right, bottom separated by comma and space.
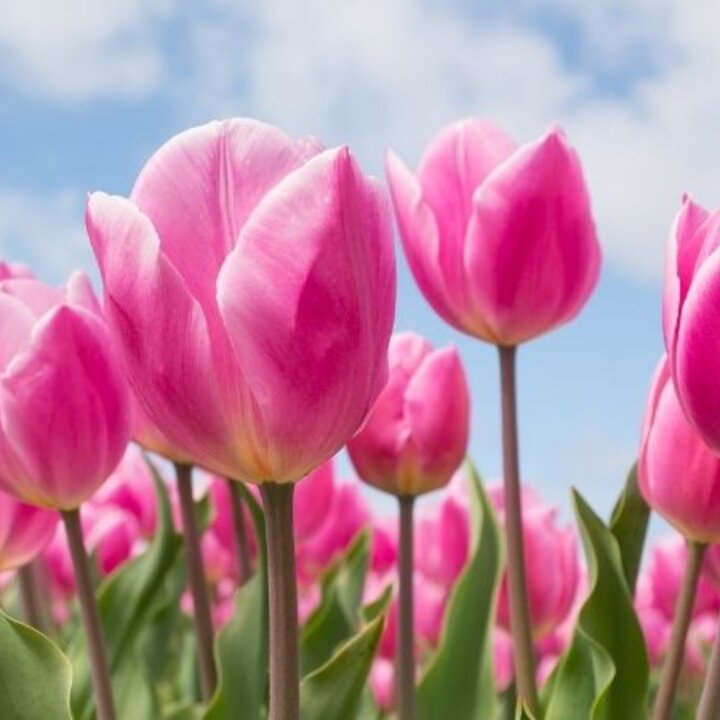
204, 482, 268, 720
0, 612, 73, 719
417, 460, 503, 720
300, 531, 370, 676
70, 458, 184, 720
544, 490, 649, 720
300, 611, 386, 720
609, 463, 650, 594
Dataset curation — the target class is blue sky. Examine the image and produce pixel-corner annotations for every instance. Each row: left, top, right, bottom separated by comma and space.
1, 0, 719, 528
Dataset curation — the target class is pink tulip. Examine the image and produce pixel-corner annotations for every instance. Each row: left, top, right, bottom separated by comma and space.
370, 519, 397, 575
371, 657, 396, 713
639, 356, 720, 542
493, 629, 515, 692
662, 197, 720, 452
294, 460, 335, 542
83, 505, 142, 577
414, 490, 469, 588
386, 120, 600, 346
492, 483, 579, 639
92, 445, 157, 539
0, 261, 32, 280
0, 489, 57, 571
0, 275, 132, 509
347, 332, 470, 496
87, 118, 396, 483
208, 477, 257, 564
641, 534, 719, 621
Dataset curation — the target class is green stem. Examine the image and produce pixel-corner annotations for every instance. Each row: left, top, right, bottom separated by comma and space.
61, 508, 116, 720
397, 495, 416, 720
652, 541, 706, 720
18, 562, 49, 634
260, 482, 299, 720
698, 608, 720, 720
175, 462, 217, 700
497, 345, 540, 717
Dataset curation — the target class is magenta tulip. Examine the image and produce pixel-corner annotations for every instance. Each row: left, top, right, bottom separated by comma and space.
348, 332, 470, 496
0, 275, 132, 510
386, 120, 600, 346
87, 118, 395, 484
0, 489, 57, 572
492, 483, 579, 639
663, 197, 720, 452
640, 356, 720, 542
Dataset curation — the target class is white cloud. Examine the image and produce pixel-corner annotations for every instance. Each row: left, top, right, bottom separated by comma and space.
183, 0, 720, 284
0, 0, 172, 99
0, 188, 91, 284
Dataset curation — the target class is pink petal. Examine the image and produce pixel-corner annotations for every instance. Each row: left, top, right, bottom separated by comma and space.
87, 192, 259, 478
465, 129, 601, 345
0, 306, 131, 509
217, 147, 395, 481
131, 119, 323, 320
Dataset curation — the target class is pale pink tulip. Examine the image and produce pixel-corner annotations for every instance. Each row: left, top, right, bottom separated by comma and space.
640, 357, 720, 542
370, 657, 395, 713
386, 120, 600, 346
0, 275, 132, 509
87, 118, 395, 483
348, 332, 469, 496
0, 489, 57, 571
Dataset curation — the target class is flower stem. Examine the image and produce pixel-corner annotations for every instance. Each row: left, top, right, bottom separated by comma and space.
653, 541, 706, 720
227, 478, 252, 584
61, 508, 116, 720
397, 494, 416, 720
497, 345, 540, 717
175, 462, 217, 700
18, 562, 49, 634
698, 607, 720, 719
260, 482, 299, 720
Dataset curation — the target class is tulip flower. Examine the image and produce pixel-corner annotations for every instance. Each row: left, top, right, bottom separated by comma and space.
0, 490, 57, 573
491, 484, 579, 640
87, 118, 395, 719
0, 274, 130, 720
348, 331, 468, 720
639, 356, 720, 720
663, 197, 720, 453
387, 119, 600, 715
0, 489, 57, 630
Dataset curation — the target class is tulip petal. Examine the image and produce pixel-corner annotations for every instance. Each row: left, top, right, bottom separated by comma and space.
674, 244, 720, 455
0, 307, 130, 509
0, 293, 35, 372
131, 119, 324, 316
87, 192, 255, 476
0, 279, 63, 318
403, 346, 470, 490
218, 147, 395, 481
417, 120, 515, 310
465, 129, 600, 345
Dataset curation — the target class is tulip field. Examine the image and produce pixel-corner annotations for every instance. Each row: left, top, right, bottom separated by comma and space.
0, 115, 719, 720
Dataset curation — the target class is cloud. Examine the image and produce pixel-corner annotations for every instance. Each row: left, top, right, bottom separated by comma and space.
0, 0, 172, 100
0, 188, 91, 283
182, 0, 720, 284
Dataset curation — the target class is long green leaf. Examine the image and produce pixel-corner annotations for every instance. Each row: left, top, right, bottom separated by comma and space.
609, 463, 649, 594
300, 531, 370, 676
544, 490, 649, 720
70, 458, 183, 719
417, 460, 503, 720
300, 610, 387, 720
204, 482, 268, 720
0, 612, 73, 719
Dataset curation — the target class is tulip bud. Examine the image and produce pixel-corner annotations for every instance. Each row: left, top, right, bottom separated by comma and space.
386, 120, 600, 346
0, 276, 132, 509
347, 332, 470, 496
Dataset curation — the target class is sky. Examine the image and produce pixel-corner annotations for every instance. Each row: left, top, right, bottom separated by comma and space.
1, 0, 720, 529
